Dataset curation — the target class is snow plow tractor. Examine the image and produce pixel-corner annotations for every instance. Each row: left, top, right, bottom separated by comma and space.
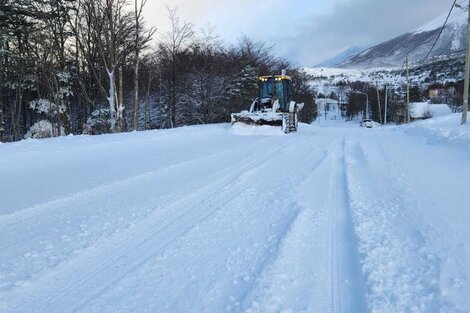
231, 74, 304, 133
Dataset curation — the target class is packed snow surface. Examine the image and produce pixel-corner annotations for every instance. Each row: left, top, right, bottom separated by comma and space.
1, 115, 469, 312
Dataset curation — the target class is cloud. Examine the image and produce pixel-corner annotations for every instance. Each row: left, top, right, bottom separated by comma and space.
278, 0, 451, 65
144, 0, 452, 66
145, 0, 329, 40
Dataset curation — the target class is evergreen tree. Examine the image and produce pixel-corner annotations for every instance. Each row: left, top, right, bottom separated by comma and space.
409, 85, 422, 102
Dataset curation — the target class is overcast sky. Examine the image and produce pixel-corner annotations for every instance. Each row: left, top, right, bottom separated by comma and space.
144, 0, 453, 66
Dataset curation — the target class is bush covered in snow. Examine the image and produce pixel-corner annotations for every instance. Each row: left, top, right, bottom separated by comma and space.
83, 108, 111, 134
24, 120, 65, 139
422, 107, 434, 119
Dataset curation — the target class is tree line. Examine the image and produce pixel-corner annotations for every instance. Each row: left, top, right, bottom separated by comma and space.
0, 0, 317, 141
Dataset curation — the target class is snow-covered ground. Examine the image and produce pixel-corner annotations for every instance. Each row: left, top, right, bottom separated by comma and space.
304, 67, 402, 86
304, 61, 462, 91
1, 115, 469, 312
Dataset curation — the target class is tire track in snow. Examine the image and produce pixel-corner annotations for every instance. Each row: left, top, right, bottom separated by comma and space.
329, 142, 341, 313
0, 135, 275, 228
333, 138, 368, 313
78, 134, 332, 313
0, 136, 286, 290
71, 135, 325, 313
343, 139, 443, 312
235, 147, 330, 313
0, 129, 270, 217
241, 138, 367, 313
322, 138, 367, 313
4, 135, 310, 313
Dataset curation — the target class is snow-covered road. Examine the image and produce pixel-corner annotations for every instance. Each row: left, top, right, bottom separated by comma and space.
1, 116, 469, 312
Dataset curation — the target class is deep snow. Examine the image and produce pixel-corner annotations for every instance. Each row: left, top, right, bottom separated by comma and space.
0, 115, 469, 312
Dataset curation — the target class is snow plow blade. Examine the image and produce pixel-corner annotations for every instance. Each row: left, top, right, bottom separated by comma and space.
231, 111, 299, 133
231, 112, 283, 127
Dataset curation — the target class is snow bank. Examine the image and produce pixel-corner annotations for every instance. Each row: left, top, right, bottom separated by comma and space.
344, 117, 470, 311
402, 114, 470, 149
429, 104, 453, 117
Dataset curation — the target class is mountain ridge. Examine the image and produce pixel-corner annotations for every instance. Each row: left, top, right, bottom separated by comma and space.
316, 46, 366, 68
332, 10, 467, 69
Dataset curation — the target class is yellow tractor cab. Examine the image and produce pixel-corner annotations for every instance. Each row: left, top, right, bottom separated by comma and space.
256, 75, 293, 112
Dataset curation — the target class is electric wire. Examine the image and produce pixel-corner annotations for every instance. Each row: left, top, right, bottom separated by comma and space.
422, 0, 458, 63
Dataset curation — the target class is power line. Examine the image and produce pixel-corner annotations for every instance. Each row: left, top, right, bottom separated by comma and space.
422, 0, 458, 63
358, 1, 458, 89
389, 59, 406, 88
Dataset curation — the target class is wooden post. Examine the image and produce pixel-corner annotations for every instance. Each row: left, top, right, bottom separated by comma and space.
462, 0, 470, 124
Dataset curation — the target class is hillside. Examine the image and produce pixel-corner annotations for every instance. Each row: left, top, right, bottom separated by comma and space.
305, 52, 465, 94
316, 46, 366, 67
338, 9, 467, 68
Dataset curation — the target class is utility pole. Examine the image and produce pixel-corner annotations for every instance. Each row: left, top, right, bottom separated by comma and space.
406, 55, 411, 123
461, 0, 470, 124
358, 91, 369, 120
324, 94, 328, 121
366, 93, 370, 120
384, 84, 388, 125
377, 86, 382, 124
375, 72, 382, 124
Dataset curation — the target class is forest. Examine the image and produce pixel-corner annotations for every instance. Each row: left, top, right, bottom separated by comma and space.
0, 0, 317, 142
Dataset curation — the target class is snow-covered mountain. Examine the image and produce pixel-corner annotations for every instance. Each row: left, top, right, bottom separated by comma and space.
339, 10, 467, 68
316, 46, 366, 68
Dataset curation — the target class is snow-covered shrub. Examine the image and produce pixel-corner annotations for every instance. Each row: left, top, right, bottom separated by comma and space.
24, 120, 65, 139
56, 71, 71, 83
27, 71, 72, 137
422, 108, 434, 119
4, 74, 36, 91
83, 108, 111, 134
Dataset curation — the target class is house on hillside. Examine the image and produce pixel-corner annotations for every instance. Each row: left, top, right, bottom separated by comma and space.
316, 98, 341, 120
428, 86, 456, 99
427, 84, 460, 107
410, 102, 452, 121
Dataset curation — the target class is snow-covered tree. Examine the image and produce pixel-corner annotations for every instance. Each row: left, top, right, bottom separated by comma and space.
83, 108, 111, 134
81, 0, 134, 132
159, 6, 194, 128
225, 65, 259, 115
27, 96, 67, 138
